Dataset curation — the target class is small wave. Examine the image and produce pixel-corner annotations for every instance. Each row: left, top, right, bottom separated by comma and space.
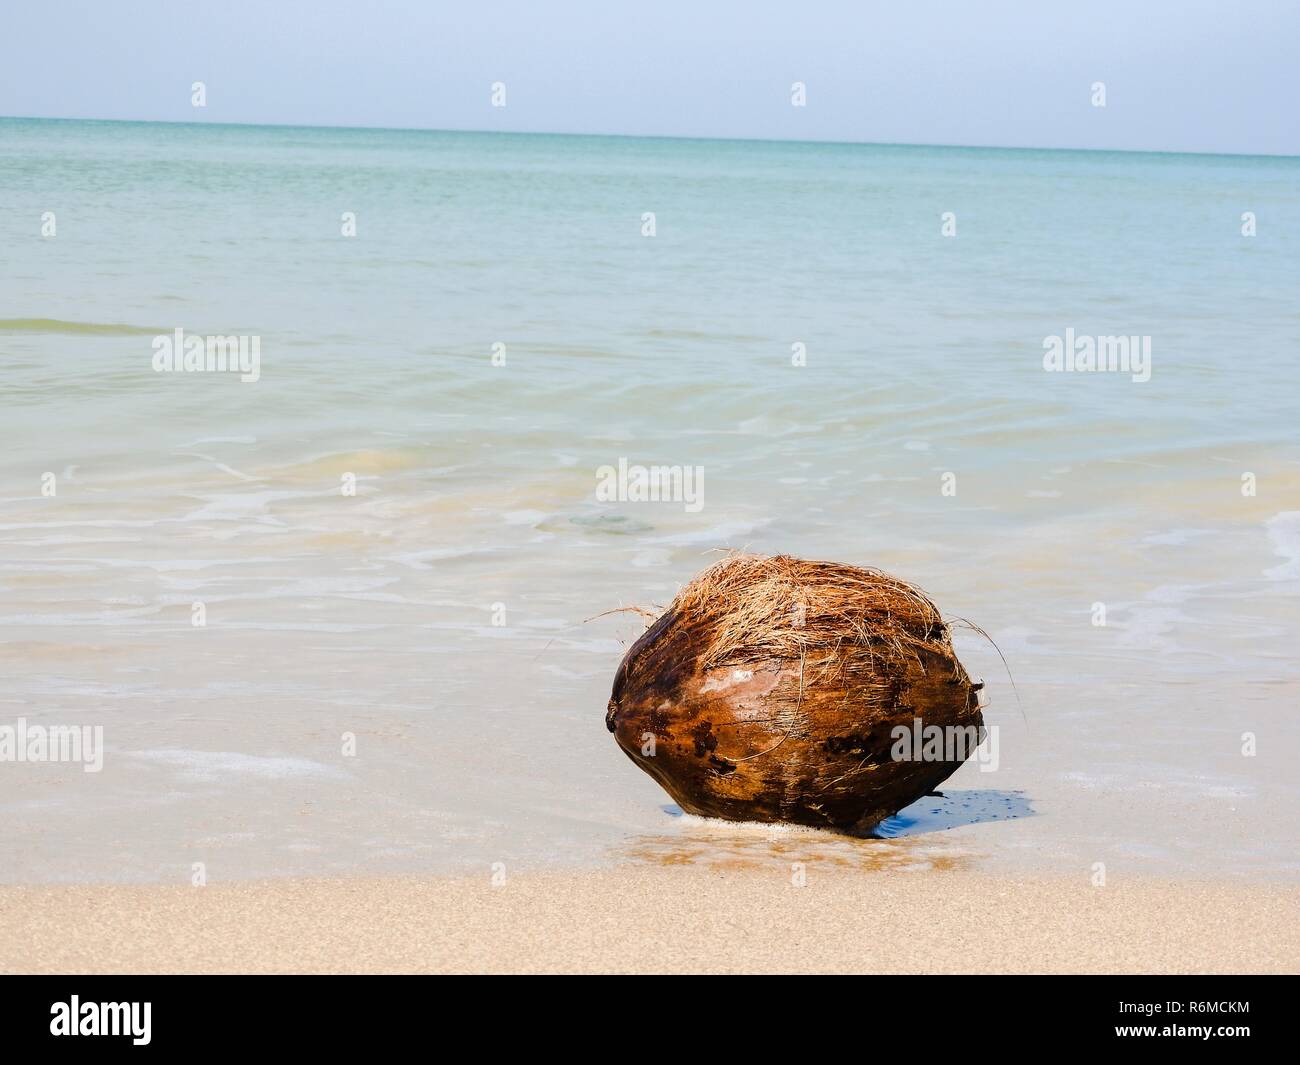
0, 318, 162, 336
126, 749, 347, 783
270, 449, 430, 478
1265, 511, 1300, 579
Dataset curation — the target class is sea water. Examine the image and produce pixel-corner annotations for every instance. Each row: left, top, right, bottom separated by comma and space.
1, 117, 1297, 882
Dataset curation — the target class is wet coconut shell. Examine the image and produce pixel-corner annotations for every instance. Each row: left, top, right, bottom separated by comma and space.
605, 554, 983, 833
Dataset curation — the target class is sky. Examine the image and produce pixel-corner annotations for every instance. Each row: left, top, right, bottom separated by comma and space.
2, 0, 1297, 155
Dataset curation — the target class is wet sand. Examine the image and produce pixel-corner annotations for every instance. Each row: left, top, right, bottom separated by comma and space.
2, 866, 1295, 974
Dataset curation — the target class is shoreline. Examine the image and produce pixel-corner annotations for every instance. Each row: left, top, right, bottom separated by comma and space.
3, 865, 1296, 974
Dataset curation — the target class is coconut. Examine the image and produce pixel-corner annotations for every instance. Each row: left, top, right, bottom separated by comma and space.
605, 554, 984, 833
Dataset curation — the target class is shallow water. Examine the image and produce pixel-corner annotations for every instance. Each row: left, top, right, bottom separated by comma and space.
1, 118, 1297, 883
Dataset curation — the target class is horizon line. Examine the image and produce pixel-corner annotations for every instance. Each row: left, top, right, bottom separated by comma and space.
2, 113, 1297, 161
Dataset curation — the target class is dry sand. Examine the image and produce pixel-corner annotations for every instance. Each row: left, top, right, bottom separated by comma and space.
2, 866, 1296, 974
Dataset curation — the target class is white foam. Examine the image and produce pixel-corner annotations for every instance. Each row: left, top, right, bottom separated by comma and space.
503, 510, 547, 525
127, 749, 346, 783
1143, 528, 1213, 547
649, 517, 768, 546
1265, 511, 1300, 579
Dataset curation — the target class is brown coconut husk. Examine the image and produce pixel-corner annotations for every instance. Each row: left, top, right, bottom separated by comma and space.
605, 553, 984, 833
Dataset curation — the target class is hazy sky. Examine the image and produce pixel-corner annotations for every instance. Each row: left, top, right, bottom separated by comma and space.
2, 0, 1297, 154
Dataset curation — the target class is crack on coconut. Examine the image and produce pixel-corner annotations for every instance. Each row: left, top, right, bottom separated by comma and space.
707, 754, 736, 775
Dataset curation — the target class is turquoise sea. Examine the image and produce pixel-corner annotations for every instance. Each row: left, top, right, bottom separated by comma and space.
1, 117, 1298, 882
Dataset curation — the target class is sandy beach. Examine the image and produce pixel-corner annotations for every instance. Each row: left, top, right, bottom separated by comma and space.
3, 867, 1295, 974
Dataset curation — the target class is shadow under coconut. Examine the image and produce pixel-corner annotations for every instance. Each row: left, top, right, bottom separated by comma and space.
869, 788, 1035, 839
617, 790, 1034, 874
